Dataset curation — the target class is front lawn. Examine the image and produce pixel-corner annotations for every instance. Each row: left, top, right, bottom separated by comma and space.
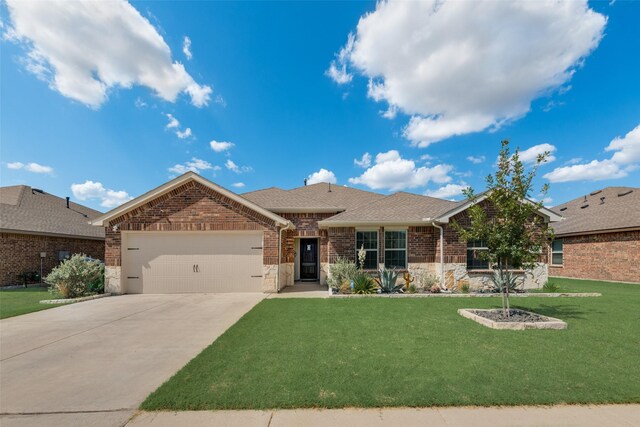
0, 287, 65, 319
142, 278, 640, 410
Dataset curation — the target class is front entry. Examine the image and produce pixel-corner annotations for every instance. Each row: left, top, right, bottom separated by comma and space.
299, 238, 319, 281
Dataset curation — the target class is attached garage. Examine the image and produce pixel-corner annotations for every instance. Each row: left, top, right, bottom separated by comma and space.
124, 232, 264, 293
92, 172, 292, 294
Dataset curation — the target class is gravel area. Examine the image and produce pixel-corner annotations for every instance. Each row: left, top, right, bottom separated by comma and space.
470, 309, 548, 323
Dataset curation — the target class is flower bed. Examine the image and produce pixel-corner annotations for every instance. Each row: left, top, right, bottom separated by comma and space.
458, 308, 567, 330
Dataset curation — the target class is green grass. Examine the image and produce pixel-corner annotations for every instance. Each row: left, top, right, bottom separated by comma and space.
141, 278, 640, 410
0, 287, 66, 319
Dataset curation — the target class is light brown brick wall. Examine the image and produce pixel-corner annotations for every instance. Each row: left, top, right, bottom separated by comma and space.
549, 230, 640, 283
104, 181, 278, 267
0, 233, 104, 286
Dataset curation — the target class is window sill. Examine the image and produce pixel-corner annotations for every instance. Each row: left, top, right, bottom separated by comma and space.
550, 265, 563, 268
467, 269, 526, 274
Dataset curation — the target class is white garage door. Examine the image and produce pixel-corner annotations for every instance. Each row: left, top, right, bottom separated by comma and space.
123, 232, 263, 293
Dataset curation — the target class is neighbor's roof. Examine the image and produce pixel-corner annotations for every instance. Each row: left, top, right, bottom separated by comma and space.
287, 182, 385, 211
241, 187, 343, 213
551, 186, 640, 236
319, 192, 459, 226
0, 185, 104, 239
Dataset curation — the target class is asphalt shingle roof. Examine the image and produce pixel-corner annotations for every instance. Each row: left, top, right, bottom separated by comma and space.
320, 192, 460, 224
551, 186, 640, 236
241, 187, 343, 212
0, 185, 105, 239
286, 182, 385, 211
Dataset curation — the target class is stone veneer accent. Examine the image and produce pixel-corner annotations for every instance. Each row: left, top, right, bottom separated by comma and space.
549, 230, 640, 283
1, 232, 104, 286
443, 262, 547, 291
104, 181, 281, 293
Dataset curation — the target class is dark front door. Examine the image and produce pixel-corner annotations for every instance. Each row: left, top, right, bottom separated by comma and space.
300, 238, 318, 280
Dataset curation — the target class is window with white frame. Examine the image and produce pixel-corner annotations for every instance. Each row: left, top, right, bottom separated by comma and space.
551, 239, 563, 265
355, 230, 378, 270
384, 230, 406, 269
466, 240, 489, 270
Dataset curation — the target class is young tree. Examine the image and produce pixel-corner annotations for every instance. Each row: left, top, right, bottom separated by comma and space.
452, 140, 554, 316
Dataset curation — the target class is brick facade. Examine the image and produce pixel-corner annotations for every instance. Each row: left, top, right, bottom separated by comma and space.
104, 181, 279, 268
549, 230, 640, 283
280, 213, 336, 264
0, 232, 104, 286
327, 227, 356, 263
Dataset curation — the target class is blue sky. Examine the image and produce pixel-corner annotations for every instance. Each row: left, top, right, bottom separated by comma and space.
1, 0, 639, 212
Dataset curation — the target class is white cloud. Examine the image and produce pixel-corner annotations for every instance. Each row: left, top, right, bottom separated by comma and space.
354, 152, 372, 168
165, 113, 180, 129
231, 182, 245, 188
326, 33, 354, 84
380, 105, 397, 119
332, 0, 605, 146
4, 0, 212, 108
519, 143, 557, 164
307, 168, 338, 185
544, 124, 640, 182
348, 150, 452, 191
466, 155, 485, 164
134, 97, 147, 108
182, 36, 192, 60
565, 157, 583, 165
168, 157, 213, 175
424, 183, 468, 200
210, 140, 234, 152
6, 161, 53, 174
176, 128, 192, 139
225, 159, 252, 174
71, 180, 132, 208
164, 113, 192, 139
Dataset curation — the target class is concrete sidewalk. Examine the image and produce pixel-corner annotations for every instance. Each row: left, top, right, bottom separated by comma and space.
126, 404, 639, 427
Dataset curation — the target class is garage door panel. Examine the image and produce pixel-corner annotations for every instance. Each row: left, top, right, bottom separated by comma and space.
124, 232, 263, 293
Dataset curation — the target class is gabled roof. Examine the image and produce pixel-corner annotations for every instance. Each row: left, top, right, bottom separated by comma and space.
319, 192, 459, 226
287, 182, 385, 211
434, 192, 564, 223
551, 186, 640, 236
242, 187, 343, 213
0, 185, 104, 239
91, 172, 291, 227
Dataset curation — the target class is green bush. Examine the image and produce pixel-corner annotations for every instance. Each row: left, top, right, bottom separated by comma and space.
327, 257, 357, 290
460, 282, 470, 294
542, 280, 560, 293
45, 254, 105, 299
352, 271, 377, 294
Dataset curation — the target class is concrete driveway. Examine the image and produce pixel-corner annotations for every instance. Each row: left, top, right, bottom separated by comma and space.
0, 293, 265, 427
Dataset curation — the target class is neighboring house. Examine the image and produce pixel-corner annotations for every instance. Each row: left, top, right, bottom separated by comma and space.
0, 185, 105, 286
93, 172, 561, 294
549, 187, 639, 284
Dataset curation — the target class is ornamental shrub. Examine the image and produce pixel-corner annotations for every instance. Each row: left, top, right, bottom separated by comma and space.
45, 254, 104, 299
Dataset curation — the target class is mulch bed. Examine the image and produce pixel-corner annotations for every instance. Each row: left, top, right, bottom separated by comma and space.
471, 308, 547, 323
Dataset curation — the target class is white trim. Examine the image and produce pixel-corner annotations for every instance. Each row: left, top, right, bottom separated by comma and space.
550, 238, 564, 266
0, 228, 105, 241
383, 229, 407, 269
355, 229, 379, 270
430, 193, 564, 224
91, 172, 291, 227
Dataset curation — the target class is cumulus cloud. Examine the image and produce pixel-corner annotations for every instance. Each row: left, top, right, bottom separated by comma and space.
165, 113, 180, 129
307, 168, 338, 185
354, 152, 372, 168
225, 159, 252, 174
519, 143, 557, 164
176, 128, 192, 139
210, 140, 234, 152
331, 0, 605, 146
231, 182, 245, 188
544, 124, 640, 182
424, 183, 468, 200
4, 0, 212, 108
6, 161, 53, 174
168, 157, 214, 175
71, 180, 132, 208
348, 150, 452, 191
466, 155, 485, 164
182, 36, 192, 60
164, 113, 192, 139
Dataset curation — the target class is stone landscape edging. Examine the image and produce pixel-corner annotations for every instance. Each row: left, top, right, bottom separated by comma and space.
329, 292, 601, 298
458, 308, 568, 330
40, 293, 112, 304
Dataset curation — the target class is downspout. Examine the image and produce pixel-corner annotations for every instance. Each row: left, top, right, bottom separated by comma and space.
432, 222, 445, 290
277, 221, 294, 293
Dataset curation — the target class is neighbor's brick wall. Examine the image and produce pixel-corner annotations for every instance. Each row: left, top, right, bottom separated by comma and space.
549, 230, 640, 283
280, 213, 336, 263
104, 181, 278, 267
0, 233, 104, 286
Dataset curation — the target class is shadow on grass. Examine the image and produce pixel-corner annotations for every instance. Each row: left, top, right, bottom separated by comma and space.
512, 304, 592, 320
